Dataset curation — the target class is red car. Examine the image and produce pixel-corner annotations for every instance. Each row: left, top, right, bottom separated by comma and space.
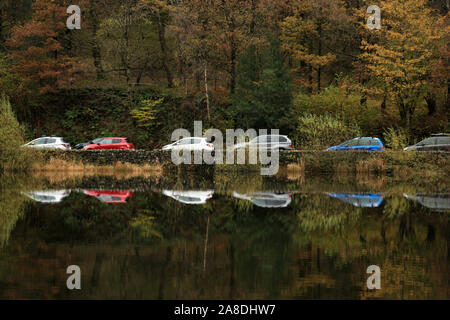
83, 190, 134, 203
83, 137, 135, 150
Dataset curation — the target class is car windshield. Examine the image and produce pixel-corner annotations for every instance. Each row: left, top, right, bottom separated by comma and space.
91, 138, 102, 144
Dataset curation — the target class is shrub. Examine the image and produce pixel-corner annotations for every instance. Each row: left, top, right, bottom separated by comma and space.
295, 113, 362, 150
383, 127, 408, 150
0, 96, 34, 171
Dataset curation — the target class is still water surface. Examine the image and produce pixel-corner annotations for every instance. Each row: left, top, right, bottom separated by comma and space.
0, 175, 448, 299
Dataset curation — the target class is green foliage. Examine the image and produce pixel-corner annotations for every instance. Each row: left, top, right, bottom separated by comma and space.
0, 96, 34, 171
232, 37, 293, 131
130, 97, 163, 127
295, 113, 362, 150
383, 127, 409, 150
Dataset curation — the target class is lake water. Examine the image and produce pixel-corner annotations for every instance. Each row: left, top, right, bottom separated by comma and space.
0, 174, 448, 299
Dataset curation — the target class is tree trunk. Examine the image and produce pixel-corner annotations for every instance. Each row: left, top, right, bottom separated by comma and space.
204, 63, 211, 123
317, 22, 322, 92
157, 14, 173, 88
230, 38, 236, 94
425, 93, 437, 115
89, 1, 104, 80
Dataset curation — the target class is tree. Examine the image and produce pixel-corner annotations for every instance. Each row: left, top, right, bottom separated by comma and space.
6, 0, 74, 94
360, 0, 444, 126
280, 0, 350, 92
232, 37, 292, 130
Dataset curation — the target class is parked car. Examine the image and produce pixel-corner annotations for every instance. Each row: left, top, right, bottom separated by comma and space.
83, 137, 135, 150
21, 136, 71, 150
233, 192, 292, 208
162, 137, 214, 152
83, 190, 133, 203
22, 189, 71, 204
326, 137, 384, 151
233, 135, 293, 151
162, 190, 214, 205
74, 137, 103, 150
328, 193, 384, 207
403, 133, 450, 151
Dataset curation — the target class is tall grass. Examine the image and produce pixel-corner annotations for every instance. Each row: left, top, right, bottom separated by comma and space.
0, 96, 35, 172
295, 113, 362, 150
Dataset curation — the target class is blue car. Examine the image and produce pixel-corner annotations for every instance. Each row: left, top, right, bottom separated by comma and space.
326, 137, 384, 151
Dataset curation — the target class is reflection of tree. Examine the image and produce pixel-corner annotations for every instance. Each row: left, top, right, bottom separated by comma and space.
0, 177, 29, 248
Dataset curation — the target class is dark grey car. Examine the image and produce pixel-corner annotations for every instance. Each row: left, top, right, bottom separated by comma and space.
404, 134, 450, 151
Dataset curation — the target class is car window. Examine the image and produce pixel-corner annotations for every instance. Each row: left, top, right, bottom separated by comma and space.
34, 138, 47, 145
348, 140, 360, 147
419, 137, 436, 146
46, 138, 56, 144
370, 140, 380, 145
112, 139, 122, 144
92, 138, 103, 144
178, 138, 191, 145
277, 136, 287, 143
100, 139, 113, 144
436, 137, 450, 145
192, 138, 203, 144
256, 136, 267, 143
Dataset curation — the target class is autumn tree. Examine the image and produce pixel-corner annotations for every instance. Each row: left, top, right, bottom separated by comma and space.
360, 0, 445, 126
280, 0, 351, 92
6, 0, 74, 94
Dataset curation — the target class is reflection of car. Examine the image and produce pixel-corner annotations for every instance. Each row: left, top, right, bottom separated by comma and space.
326, 137, 384, 151
21, 136, 71, 150
233, 135, 293, 151
83, 190, 133, 203
233, 192, 292, 208
162, 190, 214, 204
328, 193, 384, 207
83, 137, 135, 150
23, 190, 71, 203
162, 137, 214, 152
403, 193, 450, 211
403, 134, 450, 151
74, 137, 103, 150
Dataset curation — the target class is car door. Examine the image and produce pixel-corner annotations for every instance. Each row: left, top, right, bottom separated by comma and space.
98, 138, 113, 149
111, 138, 123, 149
435, 137, 450, 151
257, 136, 268, 150
45, 138, 57, 149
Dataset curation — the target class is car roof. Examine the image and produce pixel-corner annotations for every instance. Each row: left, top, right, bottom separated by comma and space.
37, 136, 64, 139
101, 137, 128, 139
354, 137, 380, 140
431, 133, 449, 136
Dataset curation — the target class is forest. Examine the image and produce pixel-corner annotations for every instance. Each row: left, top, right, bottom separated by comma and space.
0, 0, 448, 149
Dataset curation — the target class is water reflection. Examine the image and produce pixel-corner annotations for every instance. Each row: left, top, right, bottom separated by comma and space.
327, 192, 384, 207
403, 193, 450, 212
0, 174, 448, 299
22, 189, 71, 204
162, 190, 214, 205
233, 192, 292, 208
82, 189, 134, 203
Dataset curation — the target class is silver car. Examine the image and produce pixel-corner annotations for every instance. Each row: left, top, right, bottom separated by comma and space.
22, 136, 71, 150
233, 135, 293, 151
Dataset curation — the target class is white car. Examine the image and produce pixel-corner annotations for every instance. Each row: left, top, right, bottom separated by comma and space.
22, 189, 71, 204
162, 137, 214, 152
233, 191, 292, 208
162, 190, 214, 205
233, 135, 293, 151
22, 136, 71, 150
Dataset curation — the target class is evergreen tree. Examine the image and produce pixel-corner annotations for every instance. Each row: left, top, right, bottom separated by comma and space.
232, 37, 292, 131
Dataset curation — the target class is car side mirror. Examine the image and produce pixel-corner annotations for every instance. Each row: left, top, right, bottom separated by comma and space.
97, 142, 100, 145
